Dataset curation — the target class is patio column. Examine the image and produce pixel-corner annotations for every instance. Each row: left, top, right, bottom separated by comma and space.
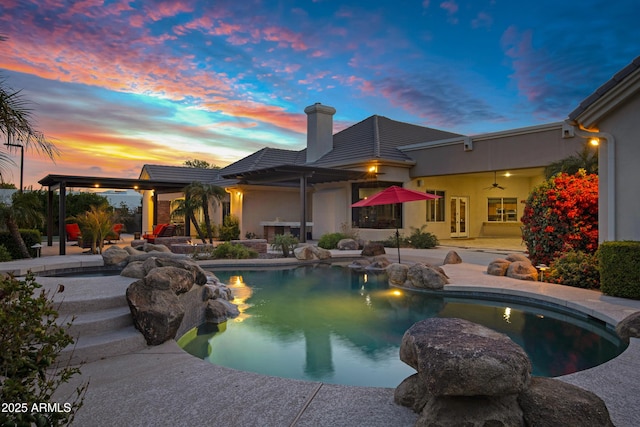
47, 189, 53, 247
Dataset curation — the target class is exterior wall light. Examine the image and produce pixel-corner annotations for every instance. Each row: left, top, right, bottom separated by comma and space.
590, 138, 600, 146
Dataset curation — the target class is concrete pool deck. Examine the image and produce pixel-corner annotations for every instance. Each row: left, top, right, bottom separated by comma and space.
3, 241, 640, 426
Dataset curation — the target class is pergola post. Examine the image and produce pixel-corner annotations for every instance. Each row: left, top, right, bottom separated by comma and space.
58, 182, 66, 255
47, 189, 53, 247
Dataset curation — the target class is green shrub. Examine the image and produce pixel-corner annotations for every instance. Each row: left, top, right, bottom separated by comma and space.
599, 241, 640, 299
211, 242, 258, 259
0, 244, 12, 261
317, 232, 349, 249
218, 215, 240, 241
271, 233, 298, 257
406, 225, 439, 249
547, 249, 600, 289
0, 273, 87, 426
0, 229, 42, 259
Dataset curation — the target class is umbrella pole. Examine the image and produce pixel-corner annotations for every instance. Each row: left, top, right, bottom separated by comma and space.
396, 228, 401, 264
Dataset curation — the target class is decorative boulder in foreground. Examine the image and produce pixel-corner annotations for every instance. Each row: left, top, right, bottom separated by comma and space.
395, 318, 614, 426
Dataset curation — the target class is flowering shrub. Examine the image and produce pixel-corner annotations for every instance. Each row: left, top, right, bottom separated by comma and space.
547, 249, 600, 289
521, 170, 598, 266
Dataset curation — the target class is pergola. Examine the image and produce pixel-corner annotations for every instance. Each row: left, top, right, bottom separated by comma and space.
38, 174, 190, 255
222, 165, 370, 242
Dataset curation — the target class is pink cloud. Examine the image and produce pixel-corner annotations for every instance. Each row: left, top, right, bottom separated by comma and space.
440, 1, 459, 14
145, 1, 194, 22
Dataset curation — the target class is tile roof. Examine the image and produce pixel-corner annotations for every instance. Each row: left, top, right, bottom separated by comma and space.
142, 114, 464, 186
568, 55, 640, 121
140, 164, 221, 183
309, 115, 462, 167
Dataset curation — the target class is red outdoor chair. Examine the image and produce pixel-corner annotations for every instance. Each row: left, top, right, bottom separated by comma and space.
65, 223, 82, 241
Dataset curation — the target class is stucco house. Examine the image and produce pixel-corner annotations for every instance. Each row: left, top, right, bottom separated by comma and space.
139, 107, 582, 243
137, 56, 638, 245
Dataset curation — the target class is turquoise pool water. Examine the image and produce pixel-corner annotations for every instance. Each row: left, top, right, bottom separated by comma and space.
179, 266, 627, 387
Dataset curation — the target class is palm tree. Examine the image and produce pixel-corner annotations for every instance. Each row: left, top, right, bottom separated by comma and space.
544, 141, 598, 179
188, 181, 226, 243
0, 191, 44, 258
171, 182, 226, 243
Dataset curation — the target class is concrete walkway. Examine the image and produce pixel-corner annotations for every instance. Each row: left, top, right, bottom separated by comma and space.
4, 240, 640, 426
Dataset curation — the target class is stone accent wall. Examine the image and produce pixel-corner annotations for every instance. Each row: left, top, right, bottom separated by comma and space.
157, 200, 172, 225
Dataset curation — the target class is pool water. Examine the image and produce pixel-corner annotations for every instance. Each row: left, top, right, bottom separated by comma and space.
178, 266, 627, 387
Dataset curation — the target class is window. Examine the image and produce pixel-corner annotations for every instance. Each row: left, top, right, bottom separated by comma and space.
352, 181, 402, 229
487, 197, 518, 222
426, 190, 445, 222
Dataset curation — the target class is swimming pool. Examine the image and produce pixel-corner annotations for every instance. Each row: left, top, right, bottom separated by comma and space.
178, 265, 627, 387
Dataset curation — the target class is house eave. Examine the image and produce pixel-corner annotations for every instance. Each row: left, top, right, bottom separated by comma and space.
568, 66, 640, 129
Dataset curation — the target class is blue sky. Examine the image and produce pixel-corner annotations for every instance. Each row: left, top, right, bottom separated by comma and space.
0, 0, 638, 187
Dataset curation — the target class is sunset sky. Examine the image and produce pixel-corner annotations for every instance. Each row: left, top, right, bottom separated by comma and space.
0, 0, 638, 189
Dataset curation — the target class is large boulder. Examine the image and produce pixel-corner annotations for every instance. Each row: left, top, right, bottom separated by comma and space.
518, 377, 614, 427
361, 241, 386, 256
616, 311, 640, 342
145, 266, 195, 294
102, 245, 129, 266
120, 261, 146, 278
399, 318, 531, 397
142, 243, 172, 253
205, 299, 240, 324
406, 263, 448, 290
394, 374, 431, 413
387, 263, 409, 286
487, 258, 510, 276
337, 238, 359, 250
443, 250, 462, 265
417, 395, 523, 427
126, 279, 185, 345
146, 257, 208, 285
506, 253, 530, 263
506, 261, 538, 281
293, 245, 332, 260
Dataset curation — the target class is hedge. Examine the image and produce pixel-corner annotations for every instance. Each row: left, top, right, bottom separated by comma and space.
599, 241, 640, 299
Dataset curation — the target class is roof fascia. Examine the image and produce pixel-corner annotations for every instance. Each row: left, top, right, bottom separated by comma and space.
571, 67, 640, 129
398, 122, 562, 152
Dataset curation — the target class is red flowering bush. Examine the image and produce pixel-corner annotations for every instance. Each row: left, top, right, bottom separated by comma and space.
521, 170, 598, 266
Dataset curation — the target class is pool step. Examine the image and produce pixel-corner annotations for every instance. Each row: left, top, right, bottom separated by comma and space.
59, 325, 147, 366
55, 288, 149, 365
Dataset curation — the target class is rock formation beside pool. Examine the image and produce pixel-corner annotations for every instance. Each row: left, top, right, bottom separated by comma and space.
293, 244, 332, 260
361, 241, 386, 256
387, 262, 448, 290
395, 318, 614, 426
337, 238, 359, 250
125, 256, 238, 345
487, 253, 538, 281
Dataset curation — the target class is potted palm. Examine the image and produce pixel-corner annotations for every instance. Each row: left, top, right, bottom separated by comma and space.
71, 205, 114, 254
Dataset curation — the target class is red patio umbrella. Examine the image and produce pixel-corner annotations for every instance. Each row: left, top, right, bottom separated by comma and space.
351, 186, 441, 263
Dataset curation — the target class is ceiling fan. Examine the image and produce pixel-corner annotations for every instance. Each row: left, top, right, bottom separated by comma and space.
485, 171, 506, 190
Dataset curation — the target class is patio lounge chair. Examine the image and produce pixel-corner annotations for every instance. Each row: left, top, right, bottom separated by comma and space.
146, 224, 176, 244
142, 224, 168, 241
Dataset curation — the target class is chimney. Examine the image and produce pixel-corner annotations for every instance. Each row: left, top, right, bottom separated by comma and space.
304, 103, 336, 163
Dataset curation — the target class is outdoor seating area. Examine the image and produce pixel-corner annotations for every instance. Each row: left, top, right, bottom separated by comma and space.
65, 222, 125, 248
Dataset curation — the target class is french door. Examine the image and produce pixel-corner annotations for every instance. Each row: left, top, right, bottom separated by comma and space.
450, 196, 469, 238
